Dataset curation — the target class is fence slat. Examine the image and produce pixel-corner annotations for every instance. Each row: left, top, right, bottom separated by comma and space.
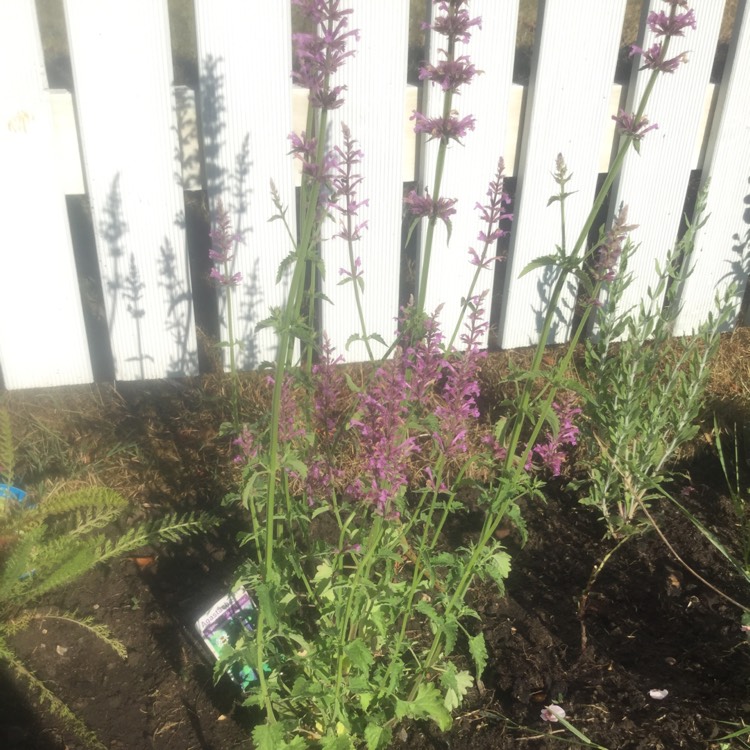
499, 0, 627, 349
419, 0, 519, 348
673, 0, 750, 335
194, 0, 296, 370
0, 0, 92, 389
64, 0, 197, 381
321, 0, 410, 360
609, 0, 726, 321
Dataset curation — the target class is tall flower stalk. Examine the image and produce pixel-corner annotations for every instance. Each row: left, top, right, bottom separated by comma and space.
409, 0, 482, 318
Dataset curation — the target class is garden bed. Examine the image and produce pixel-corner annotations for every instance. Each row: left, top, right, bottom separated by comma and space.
2, 332, 750, 749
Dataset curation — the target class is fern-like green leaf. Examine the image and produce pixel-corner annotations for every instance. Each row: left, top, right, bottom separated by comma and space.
95, 512, 219, 564
0, 405, 14, 485
35, 612, 128, 660
36, 487, 129, 523
0, 524, 44, 604
6, 648, 107, 750
21, 542, 100, 602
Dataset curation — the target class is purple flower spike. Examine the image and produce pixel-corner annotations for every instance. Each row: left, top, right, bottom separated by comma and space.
630, 42, 689, 73
475, 157, 513, 244
434, 293, 488, 458
411, 111, 476, 143
419, 55, 480, 93
593, 204, 637, 282
210, 267, 242, 287
209, 200, 243, 287
292, 0, 359, 110
404, 190, 457, 224
612, 109, 659, 140
330, 123, 369, 242
532, 394, 582, 477
426, 2, 481, 44
647, 6, 696, 37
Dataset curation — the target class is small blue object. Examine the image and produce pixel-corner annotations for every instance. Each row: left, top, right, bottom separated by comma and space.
0, 484, 27, 504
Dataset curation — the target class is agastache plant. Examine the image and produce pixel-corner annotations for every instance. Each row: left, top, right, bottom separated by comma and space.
213, 1, 718, 747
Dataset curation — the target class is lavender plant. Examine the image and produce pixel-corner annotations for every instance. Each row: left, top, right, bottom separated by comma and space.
215, 1, 713, 747
580, 185, 733, 536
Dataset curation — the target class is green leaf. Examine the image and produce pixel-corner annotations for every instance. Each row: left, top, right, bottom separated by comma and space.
486, 547, 512, 593
252, 723, 286, 750
320, 734, 354, 750
519, 255, 559, 278
345, 639, 374, 672
443, 216, 453, 245
365, 722, 391, 750
404, 216, 421, 248
344, 373, 362, 394
345, 333, 362, 351
468, 632, 488, 679
396, 683, 452, 731
255, 583, 277, 629
440, 665, 473, 711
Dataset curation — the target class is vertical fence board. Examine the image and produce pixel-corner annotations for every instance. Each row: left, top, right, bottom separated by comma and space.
499, 0, 627, 349
0, 0, 92, 389
673, 0, 750, 335
194, 0, 296, 370
609, 0, 725, 321
419, 0, 519, 347
64, 0, 197, 381
322, 0, 410, 360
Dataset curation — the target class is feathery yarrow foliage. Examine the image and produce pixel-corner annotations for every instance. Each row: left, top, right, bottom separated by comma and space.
0, 405, 218, 749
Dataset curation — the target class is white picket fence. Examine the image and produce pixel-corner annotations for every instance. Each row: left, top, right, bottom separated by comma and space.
1, 0, 749, 390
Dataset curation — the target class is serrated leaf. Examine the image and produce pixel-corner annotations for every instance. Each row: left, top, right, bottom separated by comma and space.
440, 665, 473, 711
469, 632, 488, 679
320, 734, 354, 750
365, 722, 391, 750
396, 683, 452, 731
255, 583, 277, 629
519, 255, 559, 278
485, 547, 512, 593
313, 561, 333, 583
357, 693, 376, 715
345, 639, 374, 672
252, 723, 285, 750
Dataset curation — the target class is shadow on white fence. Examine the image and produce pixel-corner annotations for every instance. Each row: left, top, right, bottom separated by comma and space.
1, 0, 749, 390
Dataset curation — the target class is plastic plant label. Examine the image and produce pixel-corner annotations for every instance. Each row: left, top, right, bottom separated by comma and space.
0, 484, 27, 503
195, 586, 261, 689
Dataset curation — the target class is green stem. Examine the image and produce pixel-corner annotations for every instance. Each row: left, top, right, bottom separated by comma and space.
416, 23, 456, 319
347, 232, 374, 360
224, 262, 240, 429
332, 515, 384, 722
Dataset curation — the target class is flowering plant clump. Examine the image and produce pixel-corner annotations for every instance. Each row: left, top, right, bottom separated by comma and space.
203, 1, 728, 747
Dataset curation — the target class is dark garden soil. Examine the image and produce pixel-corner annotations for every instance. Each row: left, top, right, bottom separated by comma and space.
1, 376, 749, 749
